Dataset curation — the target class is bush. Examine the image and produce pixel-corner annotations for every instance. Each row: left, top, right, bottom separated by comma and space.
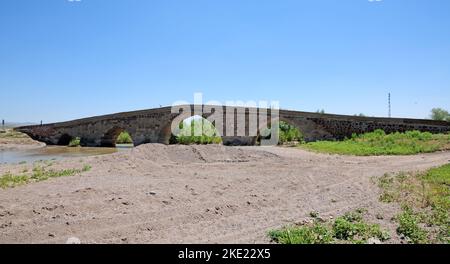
269, 223, 333, 244
396, 207, 428, 244
172, 118, 222, 145
68, 137, 81, 147
269, 209, 389, 244
116, 131, 133, 144
260, 121, 303, 144
332, 211, 388, 242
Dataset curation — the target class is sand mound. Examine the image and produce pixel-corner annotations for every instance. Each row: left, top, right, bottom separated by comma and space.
127, 144, 280, 165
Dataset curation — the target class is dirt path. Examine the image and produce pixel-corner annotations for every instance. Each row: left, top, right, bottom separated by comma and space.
0, 144, 449, 244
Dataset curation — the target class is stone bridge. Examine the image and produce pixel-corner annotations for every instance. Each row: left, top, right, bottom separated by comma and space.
15, 105, 450, 147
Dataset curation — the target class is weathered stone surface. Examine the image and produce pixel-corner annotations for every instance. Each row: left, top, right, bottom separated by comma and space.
15, 105, 450, 147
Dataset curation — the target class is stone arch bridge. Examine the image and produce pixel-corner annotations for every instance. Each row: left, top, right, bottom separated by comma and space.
15, 105, 450, 147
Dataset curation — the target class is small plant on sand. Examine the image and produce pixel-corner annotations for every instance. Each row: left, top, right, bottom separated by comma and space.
309, 211, 319, 218
396, 206, 428, 244
269, 209, 390, 244
269, 222, 333, 244
378, 164, 450, 243
0, 173, 29, 189
82, 165, 92, 172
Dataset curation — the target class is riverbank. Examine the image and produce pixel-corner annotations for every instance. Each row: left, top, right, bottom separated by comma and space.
1, 143, 449, 243
0, 129, 45, 151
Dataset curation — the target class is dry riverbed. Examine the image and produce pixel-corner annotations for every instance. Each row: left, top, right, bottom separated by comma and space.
0, 142, 449, 244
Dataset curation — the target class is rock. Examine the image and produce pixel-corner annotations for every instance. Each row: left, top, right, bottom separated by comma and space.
66, 237, 81, 244
367, 237, 382, 244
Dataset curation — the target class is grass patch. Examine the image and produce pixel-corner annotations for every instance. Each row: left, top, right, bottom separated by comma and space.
0, 129, 29, 139
378, 164, 450, 243
269, 210, 390, 244
269, 222, 333, 244
68, 137, 81, 147
0, 165, 91, 189
301, 129, 450, 156
82, 165, 92, 172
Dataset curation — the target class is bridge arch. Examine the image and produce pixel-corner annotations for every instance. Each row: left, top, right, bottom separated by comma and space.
278, 116, 335, 142
168, 115, 222, 145
257, 120, 304, 145
57, 133, 73, 145
100, 127, 135, 147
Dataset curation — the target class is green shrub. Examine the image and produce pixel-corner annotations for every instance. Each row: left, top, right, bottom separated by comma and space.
269, 209, 389, 244
172, 118, 222, 145
259, 121, 303, 144
269, 223, 333, 244
82, 165, 92, 172
68, 137, 81, 147
332, 211, 388, 242
116, 131, 133, 144
396, 207, 428, 244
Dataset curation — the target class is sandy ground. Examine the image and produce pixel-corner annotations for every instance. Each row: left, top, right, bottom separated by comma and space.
0, 143, 449, 244
0, 129, 45, 151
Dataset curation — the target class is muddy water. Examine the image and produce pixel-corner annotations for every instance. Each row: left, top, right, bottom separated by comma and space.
0, 145, 133, 164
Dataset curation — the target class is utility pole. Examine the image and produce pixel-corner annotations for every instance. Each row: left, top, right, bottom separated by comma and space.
388, 93, 391, 118
1, 119, 4, 129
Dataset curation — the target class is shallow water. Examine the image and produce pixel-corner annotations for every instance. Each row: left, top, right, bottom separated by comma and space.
0, 145, 133, 164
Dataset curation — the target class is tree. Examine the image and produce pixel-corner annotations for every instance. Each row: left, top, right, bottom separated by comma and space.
316, 109, 325, 114
430, 108, 450, 121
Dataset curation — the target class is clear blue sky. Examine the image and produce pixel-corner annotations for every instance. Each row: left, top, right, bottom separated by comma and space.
1, 0, 449, 123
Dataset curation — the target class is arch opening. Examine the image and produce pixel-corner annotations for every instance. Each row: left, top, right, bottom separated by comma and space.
169, 115, 222, 145
57, 134, 73, 146
101, 127, 134, 148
